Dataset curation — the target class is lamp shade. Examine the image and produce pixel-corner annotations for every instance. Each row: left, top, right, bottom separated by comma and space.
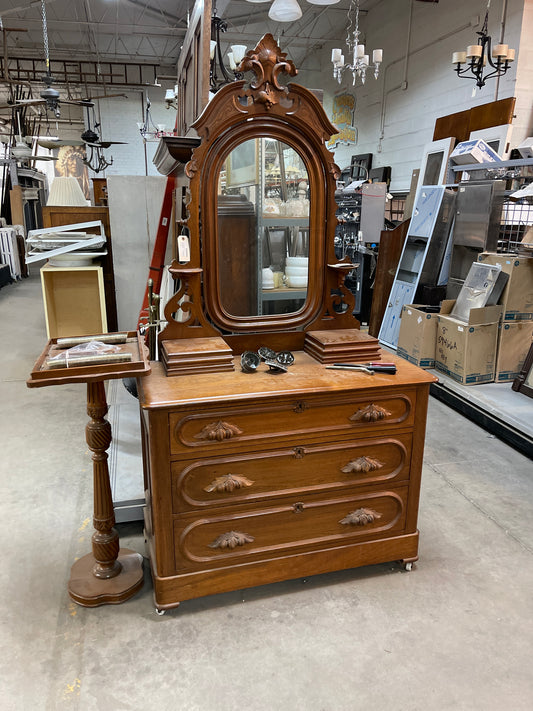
269, 0, 302, 22
306, 0, 340, 5
47, 177, 87, 207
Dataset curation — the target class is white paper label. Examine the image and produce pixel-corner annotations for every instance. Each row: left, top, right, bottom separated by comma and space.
177, 234, 191, 263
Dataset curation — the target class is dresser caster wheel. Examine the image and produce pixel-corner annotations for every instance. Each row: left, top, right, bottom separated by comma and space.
404, 562, 413, 571
155, 608, 166, 616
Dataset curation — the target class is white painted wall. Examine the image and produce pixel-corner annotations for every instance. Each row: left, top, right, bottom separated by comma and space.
297, 0, 530, 193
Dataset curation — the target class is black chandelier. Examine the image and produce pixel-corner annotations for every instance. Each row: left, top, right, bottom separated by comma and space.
452, 0, 515, 89
209, 6, 247, 93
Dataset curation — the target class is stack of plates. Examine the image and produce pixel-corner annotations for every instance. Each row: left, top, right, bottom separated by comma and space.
161, 337, 234, 376
304, 329, 381, 364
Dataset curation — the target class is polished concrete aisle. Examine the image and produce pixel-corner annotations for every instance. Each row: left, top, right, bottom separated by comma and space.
2, 272, 532, 711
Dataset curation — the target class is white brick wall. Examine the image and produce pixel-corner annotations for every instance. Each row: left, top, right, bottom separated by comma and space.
85, 85, 177, 179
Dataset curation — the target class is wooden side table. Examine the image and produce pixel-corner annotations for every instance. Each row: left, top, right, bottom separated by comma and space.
27, 332, 150, 607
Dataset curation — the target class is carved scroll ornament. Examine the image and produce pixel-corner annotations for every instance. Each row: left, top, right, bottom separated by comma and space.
208, 531, 255, 550
341, 457, 384, 474
340, 508, 382, 526
204, 474, 254, 493
349, 404, 392, 423
194, 420, 243, 442
240, 33, 297, 109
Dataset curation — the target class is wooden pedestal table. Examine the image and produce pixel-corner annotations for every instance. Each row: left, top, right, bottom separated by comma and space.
27, 332, 151, 607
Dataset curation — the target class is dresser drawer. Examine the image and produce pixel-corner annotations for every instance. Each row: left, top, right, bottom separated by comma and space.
169, 389, 416, 456
172, 487, 408, 572
171, 434, 412, 512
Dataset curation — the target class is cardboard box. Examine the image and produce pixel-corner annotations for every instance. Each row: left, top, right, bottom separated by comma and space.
397, 305, 440, 368
478, 253, 533, 320
435, 300, 503, 385
450, 139, 501, 165
495, 320, 533, 383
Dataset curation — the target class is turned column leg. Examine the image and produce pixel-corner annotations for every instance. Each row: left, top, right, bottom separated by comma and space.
86, 380, 121, 579
67, 379, 144, 607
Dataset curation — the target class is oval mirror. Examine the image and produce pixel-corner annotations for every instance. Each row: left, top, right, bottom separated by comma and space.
217, 137, 310, 318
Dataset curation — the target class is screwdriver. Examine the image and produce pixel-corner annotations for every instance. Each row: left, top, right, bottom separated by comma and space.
332, 362, 397, 374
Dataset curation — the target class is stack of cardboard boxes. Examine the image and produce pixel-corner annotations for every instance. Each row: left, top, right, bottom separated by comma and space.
397, 253, 533, 385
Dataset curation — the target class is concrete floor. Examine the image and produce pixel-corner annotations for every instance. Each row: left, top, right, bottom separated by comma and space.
2, 272, 533, 711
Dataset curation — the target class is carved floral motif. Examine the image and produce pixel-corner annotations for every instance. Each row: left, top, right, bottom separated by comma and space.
240, 33, 297, 109
204, 474, 254, 493
349, 404, 392, 423
194, 420, 243, 442
339, 508, 382, 526
341, 457, 384, 474
208, 531, 255, 550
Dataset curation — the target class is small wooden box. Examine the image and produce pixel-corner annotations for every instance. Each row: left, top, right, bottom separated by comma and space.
41, 264, 107, 339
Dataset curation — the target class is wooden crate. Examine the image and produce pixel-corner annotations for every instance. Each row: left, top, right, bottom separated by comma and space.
40, 264, 107, 339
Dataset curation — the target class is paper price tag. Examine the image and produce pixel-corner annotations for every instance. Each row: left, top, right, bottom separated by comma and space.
177, 234, 191, 263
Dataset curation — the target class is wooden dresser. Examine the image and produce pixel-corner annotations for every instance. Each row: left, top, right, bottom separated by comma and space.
140, 35, 437, 612
138, 353, 435, 612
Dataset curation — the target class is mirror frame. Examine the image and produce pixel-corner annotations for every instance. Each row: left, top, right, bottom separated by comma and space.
159, 34, 359, 343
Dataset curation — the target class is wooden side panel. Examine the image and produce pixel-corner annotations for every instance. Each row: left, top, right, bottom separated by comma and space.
433, 98, 516, 142
368, 220, 410, 337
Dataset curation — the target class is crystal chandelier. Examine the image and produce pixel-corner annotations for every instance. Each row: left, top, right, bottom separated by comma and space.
452, 0, 515, 89
331, 0, 382, 85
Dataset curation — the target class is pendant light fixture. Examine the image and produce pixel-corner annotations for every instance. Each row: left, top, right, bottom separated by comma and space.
269, 0, 303, 23
331, 0, 382, 85
451, 0, 515, 89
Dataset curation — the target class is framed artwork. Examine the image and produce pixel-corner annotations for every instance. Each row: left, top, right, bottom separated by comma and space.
469, 124, 513, 160
512, 341, 533, 398
226, 139, 259, 187
418, 137, 455, 187
54, 145, 91, 199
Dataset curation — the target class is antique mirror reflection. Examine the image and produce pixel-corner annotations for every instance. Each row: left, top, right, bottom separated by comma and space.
217, 137, 310, 318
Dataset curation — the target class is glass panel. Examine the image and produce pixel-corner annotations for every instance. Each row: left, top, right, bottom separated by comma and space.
217, 138, 310, 317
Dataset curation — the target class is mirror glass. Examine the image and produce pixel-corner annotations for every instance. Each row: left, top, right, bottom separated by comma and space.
217, 138, 310, 317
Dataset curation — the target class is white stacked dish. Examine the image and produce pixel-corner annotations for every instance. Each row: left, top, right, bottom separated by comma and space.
285, 257, 308, 288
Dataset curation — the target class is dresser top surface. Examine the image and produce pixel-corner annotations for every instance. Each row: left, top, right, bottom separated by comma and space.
138, 351, 437, 410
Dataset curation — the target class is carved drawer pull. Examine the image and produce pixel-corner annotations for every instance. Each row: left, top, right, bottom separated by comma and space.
349, 404, 392, 423
341, 456, 384, 474
293, 502, 305, 513
204, 474, 255, 493
293, 401, 307, 413
194, 420, 243, 442
208, 531, 255, 550
293, 446, 305, 459
339, 508, 382, 526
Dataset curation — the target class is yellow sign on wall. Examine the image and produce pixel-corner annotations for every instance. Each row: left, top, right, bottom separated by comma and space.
328, 92, 357, 149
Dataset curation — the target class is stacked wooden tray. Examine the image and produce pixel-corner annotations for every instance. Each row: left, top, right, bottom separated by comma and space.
161, 337, 234, 376
304, 329, 381, 364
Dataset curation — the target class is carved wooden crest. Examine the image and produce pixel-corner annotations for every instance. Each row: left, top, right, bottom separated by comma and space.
208, 531, 255, 550
240, 33, 298, 109
204, 473, 255, 493
340, 508, 382, 526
